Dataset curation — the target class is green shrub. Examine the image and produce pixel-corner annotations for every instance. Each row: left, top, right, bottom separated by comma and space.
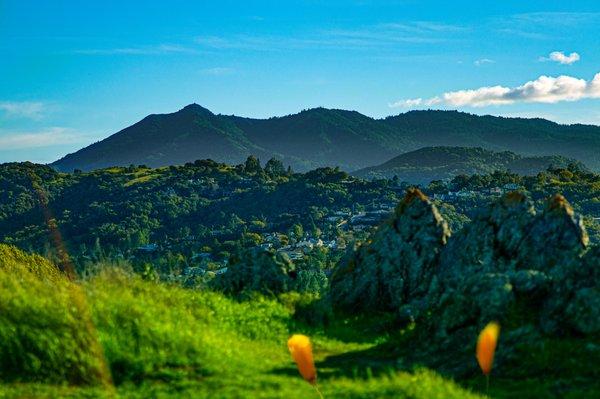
0, 244, 107, 384
0, 246, 292, 386
280, 292, 332, 327
214, 248, 296, 295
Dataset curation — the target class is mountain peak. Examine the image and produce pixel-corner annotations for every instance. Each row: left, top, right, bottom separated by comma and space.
299, 106, 352, 116
179, 103, 214, 117
50, 105, 600, 173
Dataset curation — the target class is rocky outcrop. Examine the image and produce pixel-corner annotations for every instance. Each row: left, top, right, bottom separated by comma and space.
516, 194, 588, 274
330, 190, 599, 376
214, 248, 296, 295
330, 188, 450, 314
432, 193, 593, 338
331, 190, 598, 336
556, 244, 600, 335
437, 191, 535, 284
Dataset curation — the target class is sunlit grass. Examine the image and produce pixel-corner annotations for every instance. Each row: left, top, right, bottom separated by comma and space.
0, 245, 485, 398
4, 244, 597, 398
123, 173, 161, 187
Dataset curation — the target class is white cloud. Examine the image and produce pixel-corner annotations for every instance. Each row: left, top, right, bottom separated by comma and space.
389, 98, 426, 107
540, 51, 580, 65
474, 58, 495, 66
390, 72, 600, 108
0, 128, 89, 150
0, 101, 45, 119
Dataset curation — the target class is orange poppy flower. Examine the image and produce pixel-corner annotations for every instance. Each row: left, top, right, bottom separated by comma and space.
287, 334, 317, 385
476, 322, 500, 375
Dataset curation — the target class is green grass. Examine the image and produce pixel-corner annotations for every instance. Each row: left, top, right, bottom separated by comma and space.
0, 369, 481, 399
0, 246, 107, 385
0, 245, 484, 398
465, 336, 600, 399
123, 173, 161, 187
1, 244, 596, 398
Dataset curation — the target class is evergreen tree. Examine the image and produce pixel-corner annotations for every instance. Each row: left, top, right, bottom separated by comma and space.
264, 158, 286, 176
244, 156, 262, 174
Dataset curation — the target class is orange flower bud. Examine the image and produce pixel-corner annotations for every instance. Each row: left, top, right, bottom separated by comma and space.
287, 334, 317, 385
476, 322, 500, 375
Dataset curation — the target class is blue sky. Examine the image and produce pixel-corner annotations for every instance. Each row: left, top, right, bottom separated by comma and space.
1, 0, 600, 163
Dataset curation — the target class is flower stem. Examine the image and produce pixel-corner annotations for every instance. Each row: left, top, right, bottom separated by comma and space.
314, 384, 324, 399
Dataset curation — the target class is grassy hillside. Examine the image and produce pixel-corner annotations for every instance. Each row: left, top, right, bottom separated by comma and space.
1, 242, 597, 398
354, 146, 583, 183
51, 106, 600, 173
0, 243, 484, 398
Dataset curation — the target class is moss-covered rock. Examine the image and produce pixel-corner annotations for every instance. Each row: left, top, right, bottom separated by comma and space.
331, 191, 599, 377
331, 188, 450, 316
431, 192, 596, 337
213, 248, 296, 295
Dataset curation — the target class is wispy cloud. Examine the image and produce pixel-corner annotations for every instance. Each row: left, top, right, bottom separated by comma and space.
0, 127, 91, 150
390, 72, 600, 108
323, 24, 454, 45
75, 44, 199, 55
496, 28, 549, 40
511, 12, 600, 26
74, 20, 465, 58
200, 67, 235, 76
474, 58, 495, 66
540, 51, 580, 65
378, 21, 467, 33
195, 21, 466, 51
0, 101, 45, 119
495, 12, 600, 40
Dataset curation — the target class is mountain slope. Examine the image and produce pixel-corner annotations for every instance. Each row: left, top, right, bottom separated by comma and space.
225, 108, 410, 170
52, 105, 600, 172
353, 146, 583, 183
53, 104, 268, 172
382, 110, 600, 168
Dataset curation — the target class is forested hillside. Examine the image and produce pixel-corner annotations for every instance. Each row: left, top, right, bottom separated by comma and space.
51, 105, 600, 172
354, 146, 583, 183
2, 159, 600, 276
1, 183, 598, 397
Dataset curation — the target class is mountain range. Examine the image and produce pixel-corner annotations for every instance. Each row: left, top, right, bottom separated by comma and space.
51, 104, 600, 173
353, 146, 583, 183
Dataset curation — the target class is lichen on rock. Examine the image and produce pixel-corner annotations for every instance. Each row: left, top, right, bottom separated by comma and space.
329, 189, 599, 376
330, 188, 450, 315
432, 192, 594, 338
331, 189, 598, 344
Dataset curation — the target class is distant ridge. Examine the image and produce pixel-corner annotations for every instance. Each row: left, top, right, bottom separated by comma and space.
353, 146, 585, 184
51, 105, 600, 172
